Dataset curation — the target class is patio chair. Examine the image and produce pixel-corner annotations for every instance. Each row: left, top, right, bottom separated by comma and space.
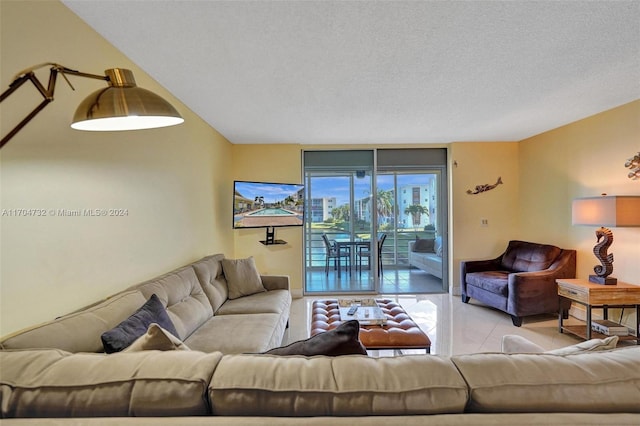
321, 234, 351, 276
357, 233, 387, 276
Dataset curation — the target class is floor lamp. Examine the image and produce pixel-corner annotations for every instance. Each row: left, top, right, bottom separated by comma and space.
1, 63, 184, 149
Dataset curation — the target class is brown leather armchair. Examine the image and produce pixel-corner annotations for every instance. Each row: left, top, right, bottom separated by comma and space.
460, 240, 576, 326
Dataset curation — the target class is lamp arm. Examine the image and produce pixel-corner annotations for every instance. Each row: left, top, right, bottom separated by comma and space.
0, 63, 108, 149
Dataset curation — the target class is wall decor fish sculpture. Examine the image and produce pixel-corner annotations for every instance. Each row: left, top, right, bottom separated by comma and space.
466, 177, 503, 195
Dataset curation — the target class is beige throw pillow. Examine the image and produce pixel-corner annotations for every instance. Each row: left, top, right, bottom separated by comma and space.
501, 334, 619, 355
124, 323, 190, 352
546, 335, 618, 355
221, 256, 266, 299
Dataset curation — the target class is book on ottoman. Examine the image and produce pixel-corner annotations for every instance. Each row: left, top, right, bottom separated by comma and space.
338, 299, 387, 326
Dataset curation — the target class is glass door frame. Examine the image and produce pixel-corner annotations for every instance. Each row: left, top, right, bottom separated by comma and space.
302, 149, 448, 295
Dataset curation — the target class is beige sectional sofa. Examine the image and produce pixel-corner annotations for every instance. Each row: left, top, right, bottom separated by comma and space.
1, 346, 638, 423
0, 254, 291, 354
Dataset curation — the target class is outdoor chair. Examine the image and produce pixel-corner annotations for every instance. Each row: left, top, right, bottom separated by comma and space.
321, 234, 351, 276
357, 233, 387, 277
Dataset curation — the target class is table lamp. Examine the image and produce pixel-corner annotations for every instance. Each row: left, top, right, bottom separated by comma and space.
572, 195, 640, 285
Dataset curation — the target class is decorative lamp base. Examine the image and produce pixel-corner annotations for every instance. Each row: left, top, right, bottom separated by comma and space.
589, 275, 617, 285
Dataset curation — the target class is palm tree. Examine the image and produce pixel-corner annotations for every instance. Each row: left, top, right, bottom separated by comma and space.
376, 189, 394, 223
404, 204, 428, 231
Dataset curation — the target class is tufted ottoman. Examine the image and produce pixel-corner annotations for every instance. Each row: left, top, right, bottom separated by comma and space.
311, 299, 431, 354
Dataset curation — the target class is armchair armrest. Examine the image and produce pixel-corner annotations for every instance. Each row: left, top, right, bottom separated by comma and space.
507, 250, 576, 317
460, 257, 502, 274
260, 275, 290, 292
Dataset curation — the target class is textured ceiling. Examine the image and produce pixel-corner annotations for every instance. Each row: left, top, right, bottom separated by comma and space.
62, 0, 639, 145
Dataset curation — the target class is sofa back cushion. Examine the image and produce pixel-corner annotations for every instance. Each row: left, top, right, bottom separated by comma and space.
0, 290, 147, 353
209, 353, 468, 416
191, 254, 229, 313
128, 266, 213, 340
0, 349, 222, 418
452, 347, 640, 413
500, 240, 561, 272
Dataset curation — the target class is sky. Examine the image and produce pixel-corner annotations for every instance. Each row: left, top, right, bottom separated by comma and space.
235, 181, 303, 203
309, 173, 436, 206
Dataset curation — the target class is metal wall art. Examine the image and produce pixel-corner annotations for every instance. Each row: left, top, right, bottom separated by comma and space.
625, 152, 639, 180
466, 177, 503, 194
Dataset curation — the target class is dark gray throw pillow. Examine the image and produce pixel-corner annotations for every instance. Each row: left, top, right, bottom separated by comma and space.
413, 238, 435, 253
101, 294, 178, 353
264, 320, 367, 356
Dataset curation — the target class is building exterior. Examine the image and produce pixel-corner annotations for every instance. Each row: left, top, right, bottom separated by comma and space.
309, 197, 336, 222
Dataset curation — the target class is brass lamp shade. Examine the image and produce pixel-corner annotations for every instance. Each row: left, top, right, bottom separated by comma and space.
572, 196, 640, 227
71, 68, 184, 131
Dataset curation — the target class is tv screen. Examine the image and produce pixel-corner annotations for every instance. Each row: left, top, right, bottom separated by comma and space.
233, 180, 305, 229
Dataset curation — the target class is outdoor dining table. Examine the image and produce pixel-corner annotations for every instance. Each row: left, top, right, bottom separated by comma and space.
333, 238, 370, 278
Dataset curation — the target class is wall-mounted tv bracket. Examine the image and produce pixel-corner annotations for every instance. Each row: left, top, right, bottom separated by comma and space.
260, 227, 287, 245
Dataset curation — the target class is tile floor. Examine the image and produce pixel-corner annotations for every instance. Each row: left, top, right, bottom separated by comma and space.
305, 267, 445, 294
283, 292, 613, 356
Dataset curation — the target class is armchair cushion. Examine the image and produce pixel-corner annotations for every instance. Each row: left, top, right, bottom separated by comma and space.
500, 240, 561, 272
466, 271, 509, 296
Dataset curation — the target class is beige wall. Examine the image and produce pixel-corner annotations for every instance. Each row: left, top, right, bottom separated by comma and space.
449, 142, 520, 294
518, 100, 640, 327
230, 144, 304, 295
519, 100, 639, 283
0, 0, 234, 335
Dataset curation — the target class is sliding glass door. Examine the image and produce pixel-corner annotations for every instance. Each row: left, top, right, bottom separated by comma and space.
303, 148, 448, 295
304, 151, 376, 293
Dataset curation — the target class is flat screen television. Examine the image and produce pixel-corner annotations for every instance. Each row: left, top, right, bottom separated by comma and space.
233, 181, 305, 233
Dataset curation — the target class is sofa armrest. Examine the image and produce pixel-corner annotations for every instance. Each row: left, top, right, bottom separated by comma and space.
260, 275, 290, 292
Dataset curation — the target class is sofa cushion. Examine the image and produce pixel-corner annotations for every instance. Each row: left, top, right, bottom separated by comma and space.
215, 289, 291, 316
221, 256, 266, 300
128, 265, 213, 340
191, 254, 229, 313
500, 240, 561, 272
465, 271, 509, 296
124, 323, 191, 352
184, 313, 285, 354
0, 290, 147, 353
265, 320, 367, 356
0, 349, 223, 418
434, 235, 443, 257
452, 347, 640, 413
209, 353, 468, 416
412, 238, 435, 253
101, 294, 179, 353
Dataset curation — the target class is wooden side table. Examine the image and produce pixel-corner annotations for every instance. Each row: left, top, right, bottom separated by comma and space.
556, 278, 640, 344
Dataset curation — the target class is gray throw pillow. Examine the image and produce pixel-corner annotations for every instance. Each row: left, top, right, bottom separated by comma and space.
413, 238, 435, 253
264, 320, 368, 356
101, 294, 178, 353
221, 256, 266, 299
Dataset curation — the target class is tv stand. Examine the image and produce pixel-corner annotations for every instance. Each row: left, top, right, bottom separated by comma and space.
260, 227, 287, 245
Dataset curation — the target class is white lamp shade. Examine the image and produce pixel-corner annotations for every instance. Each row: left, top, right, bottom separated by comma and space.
572, 196, 640, 227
